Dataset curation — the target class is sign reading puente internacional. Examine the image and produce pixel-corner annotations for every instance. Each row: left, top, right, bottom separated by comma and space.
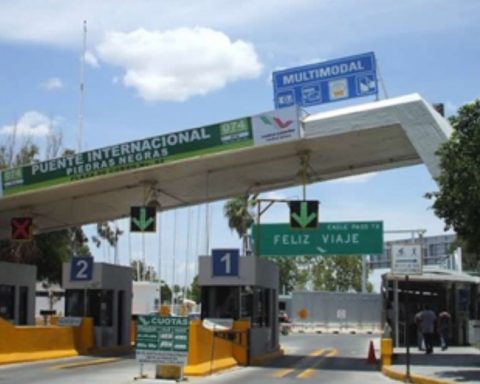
0, 107, 299, 197
252, 221, 383, 256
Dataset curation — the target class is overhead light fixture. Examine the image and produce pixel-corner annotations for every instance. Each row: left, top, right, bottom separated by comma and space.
146, 189, 162, 211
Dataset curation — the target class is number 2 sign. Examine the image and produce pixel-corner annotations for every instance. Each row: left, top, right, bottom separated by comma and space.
70, 257, 94, 281
212, 249, 239, 277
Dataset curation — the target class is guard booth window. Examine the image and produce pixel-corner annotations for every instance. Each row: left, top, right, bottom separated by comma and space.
0, 285, 15, 321
65, 289, 85, 317
87, 290, 113, 327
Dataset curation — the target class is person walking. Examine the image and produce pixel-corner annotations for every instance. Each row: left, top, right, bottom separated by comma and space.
414, 306, 425, 351
438, 310, 451, 350
419, 305, 437, 354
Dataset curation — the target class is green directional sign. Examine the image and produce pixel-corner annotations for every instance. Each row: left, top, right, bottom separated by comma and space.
289, 200, 318, 228
252, 221, 383, 256
130, 206, 156, 232
136, 315, 189, 364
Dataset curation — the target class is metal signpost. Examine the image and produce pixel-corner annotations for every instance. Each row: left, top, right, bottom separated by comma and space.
391, 244, 423, 383
252, 221, 383, 256
273, 52, 378, 109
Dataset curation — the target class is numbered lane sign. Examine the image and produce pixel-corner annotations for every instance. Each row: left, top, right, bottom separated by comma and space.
212, 249, 239, 277
70, 257, 94, 281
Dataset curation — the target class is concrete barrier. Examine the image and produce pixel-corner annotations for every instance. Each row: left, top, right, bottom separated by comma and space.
183, 319, 249, 376
0, 317, 94, 365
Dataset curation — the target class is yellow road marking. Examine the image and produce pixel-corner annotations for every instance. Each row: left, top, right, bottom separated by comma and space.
297, 348, 337, 379
49, 357, 121, 370
272, 349, 325, 378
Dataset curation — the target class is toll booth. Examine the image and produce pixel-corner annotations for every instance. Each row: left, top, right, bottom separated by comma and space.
198, 254, 280, 361
62, 260, 132, 348
381, 268, 480, 347
0, 261, 36, 325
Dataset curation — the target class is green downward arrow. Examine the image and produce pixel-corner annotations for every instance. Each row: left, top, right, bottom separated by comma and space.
132, 207, 155, 231
291, 202, 317, 228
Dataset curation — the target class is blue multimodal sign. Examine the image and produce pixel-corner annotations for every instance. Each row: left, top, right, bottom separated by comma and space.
212, 249, 239, 277
70, 257, 94, 281
273, 52, 378, 109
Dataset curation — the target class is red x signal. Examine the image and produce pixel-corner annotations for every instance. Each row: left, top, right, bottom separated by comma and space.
11, 217, 33, 241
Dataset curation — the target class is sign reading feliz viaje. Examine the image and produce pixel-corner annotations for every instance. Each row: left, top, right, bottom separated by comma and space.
0, 107, 300, 197
252, 221, 383, 256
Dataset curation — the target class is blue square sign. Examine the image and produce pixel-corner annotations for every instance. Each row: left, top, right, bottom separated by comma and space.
70, 257, 94, 281
212, 249, 239, 277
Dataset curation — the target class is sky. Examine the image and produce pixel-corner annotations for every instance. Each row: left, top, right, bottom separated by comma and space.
0, 0, 479, 292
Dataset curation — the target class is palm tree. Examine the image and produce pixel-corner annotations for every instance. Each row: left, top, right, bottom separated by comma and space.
223, 194, 257, 256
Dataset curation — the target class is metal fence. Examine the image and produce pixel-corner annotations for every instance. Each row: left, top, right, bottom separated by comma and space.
290, 291, 382, 333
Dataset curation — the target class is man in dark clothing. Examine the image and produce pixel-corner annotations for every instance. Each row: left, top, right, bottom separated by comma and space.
438, 310, 451, 350
419, 305, 437, 354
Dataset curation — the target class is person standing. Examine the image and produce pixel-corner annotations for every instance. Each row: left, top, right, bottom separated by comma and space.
419, 305, 437, 354
438, 310, 451, 350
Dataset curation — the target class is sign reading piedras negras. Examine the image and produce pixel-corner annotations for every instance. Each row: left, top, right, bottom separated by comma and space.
252, 221, 383, 256
136, 315, 189, 365
0, 107, 300, 197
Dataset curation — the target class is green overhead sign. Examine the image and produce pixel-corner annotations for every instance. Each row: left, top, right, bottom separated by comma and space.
252, 221, 383, 256
130, 206, 156, 233
0, 107, 300, 197
289, 200, 318, 228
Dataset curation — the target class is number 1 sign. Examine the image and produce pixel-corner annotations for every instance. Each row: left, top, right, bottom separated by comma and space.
212, 249, 239, 277
70, 256, 94, 281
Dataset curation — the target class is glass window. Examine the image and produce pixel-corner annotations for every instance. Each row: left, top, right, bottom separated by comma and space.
65, 290, 85, 317
87, 290, 113, 326
0, 285, 15, 320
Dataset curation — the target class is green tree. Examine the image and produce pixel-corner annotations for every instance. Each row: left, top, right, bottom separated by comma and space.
0, 141, 90, 283
426, 99, 480, 269
311, 255, 372, 293
265, 256, 310, 294
223, 194, 257, 255
189, 275, 201, 303
131, 259, 158, 281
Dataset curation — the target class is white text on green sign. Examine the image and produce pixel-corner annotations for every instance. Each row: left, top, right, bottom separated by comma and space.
252, 221, 383, 256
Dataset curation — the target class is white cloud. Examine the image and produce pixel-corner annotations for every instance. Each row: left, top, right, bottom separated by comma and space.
84, 50, 99, 67
41, 77, 63, 91
327, 172, 378, 184
96, 27, 262, 102
0, 111, 58, 137
0, 1, 476, 50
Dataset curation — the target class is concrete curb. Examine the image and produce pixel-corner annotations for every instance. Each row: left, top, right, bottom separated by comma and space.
0, 350, 79, 365
382, 365, 456, 384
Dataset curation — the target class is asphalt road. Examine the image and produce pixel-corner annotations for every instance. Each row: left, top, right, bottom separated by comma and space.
0, 334, 397, 384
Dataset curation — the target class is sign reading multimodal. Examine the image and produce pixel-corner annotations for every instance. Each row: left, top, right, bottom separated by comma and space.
289, 200, 318, 229
391, 244, 422, 275
212, 248, 240, 277
252, 221, 383, 256
273, 52, 378, 109
136, 315, 189, 365
130, 206, 156, 233
0, 107, 300, 197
